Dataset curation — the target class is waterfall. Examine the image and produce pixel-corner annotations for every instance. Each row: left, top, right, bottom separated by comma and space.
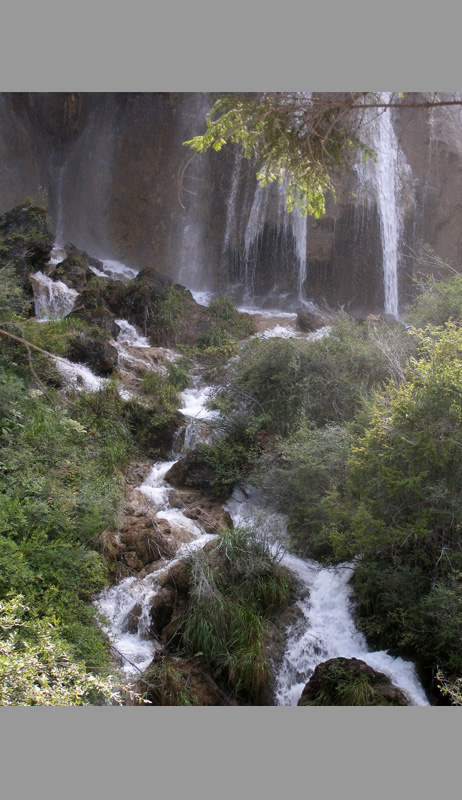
176, 95, 213, 293
54, 164, 66, 247
358, 92, 411, 318
224, 154, 308, 306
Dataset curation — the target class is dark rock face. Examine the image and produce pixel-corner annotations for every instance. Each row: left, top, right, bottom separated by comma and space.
2, 93, 462, 315
164, 451, 216, 496
65, 330, 118, 375
0, 203, 54, 292
297, 657, 409, 706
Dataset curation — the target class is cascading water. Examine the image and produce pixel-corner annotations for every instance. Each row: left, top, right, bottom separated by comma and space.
95, 377, 218, 674
225, 487, 429, 707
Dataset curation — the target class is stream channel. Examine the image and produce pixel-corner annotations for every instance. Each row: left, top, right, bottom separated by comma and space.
33, 262, 430, 706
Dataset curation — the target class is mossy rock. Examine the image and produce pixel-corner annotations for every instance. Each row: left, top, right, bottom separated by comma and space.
0, 203, 54, 292
297, 657, 409, 706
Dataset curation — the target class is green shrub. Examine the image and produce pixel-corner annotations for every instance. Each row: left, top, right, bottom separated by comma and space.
224, 315, 409, 437
327, 323, 462, 677
259, 423, 352, 559
405, 250, 462, 328
0, 596, 123, 706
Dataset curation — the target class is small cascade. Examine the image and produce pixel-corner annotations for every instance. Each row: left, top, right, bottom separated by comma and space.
178, 383, 218, 421
100, 259, 139, 280
225, 487, 429, 707
115, 319, 151, 348
29, 271, 79, 320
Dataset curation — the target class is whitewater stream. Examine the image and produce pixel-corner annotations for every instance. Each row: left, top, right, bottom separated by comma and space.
32, 256, 429, 705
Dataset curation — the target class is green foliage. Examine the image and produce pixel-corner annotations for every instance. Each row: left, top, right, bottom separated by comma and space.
184, 93, 376, 217
192, 296, 254, 378
154, 284, 188, 345
181, 527, 291, 699
259, 423, 352, 559
0, 366, 136, 672
139, 358, 190, 415
120, 397, 178, 459
226, 337, 307, 437
0, 596, 124, 706
182, 416, 264, 499
0, 265, 29, 322
327, 323, 462, 676
165, 360, 190, 391
140, 370, 179, 411
406, 270, 462, 328
222, 315, 407, 438
437, 671, 462, 705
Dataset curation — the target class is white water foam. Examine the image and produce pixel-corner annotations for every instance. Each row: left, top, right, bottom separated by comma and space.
179, 385, 218, 421
190, 290, 214, 307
